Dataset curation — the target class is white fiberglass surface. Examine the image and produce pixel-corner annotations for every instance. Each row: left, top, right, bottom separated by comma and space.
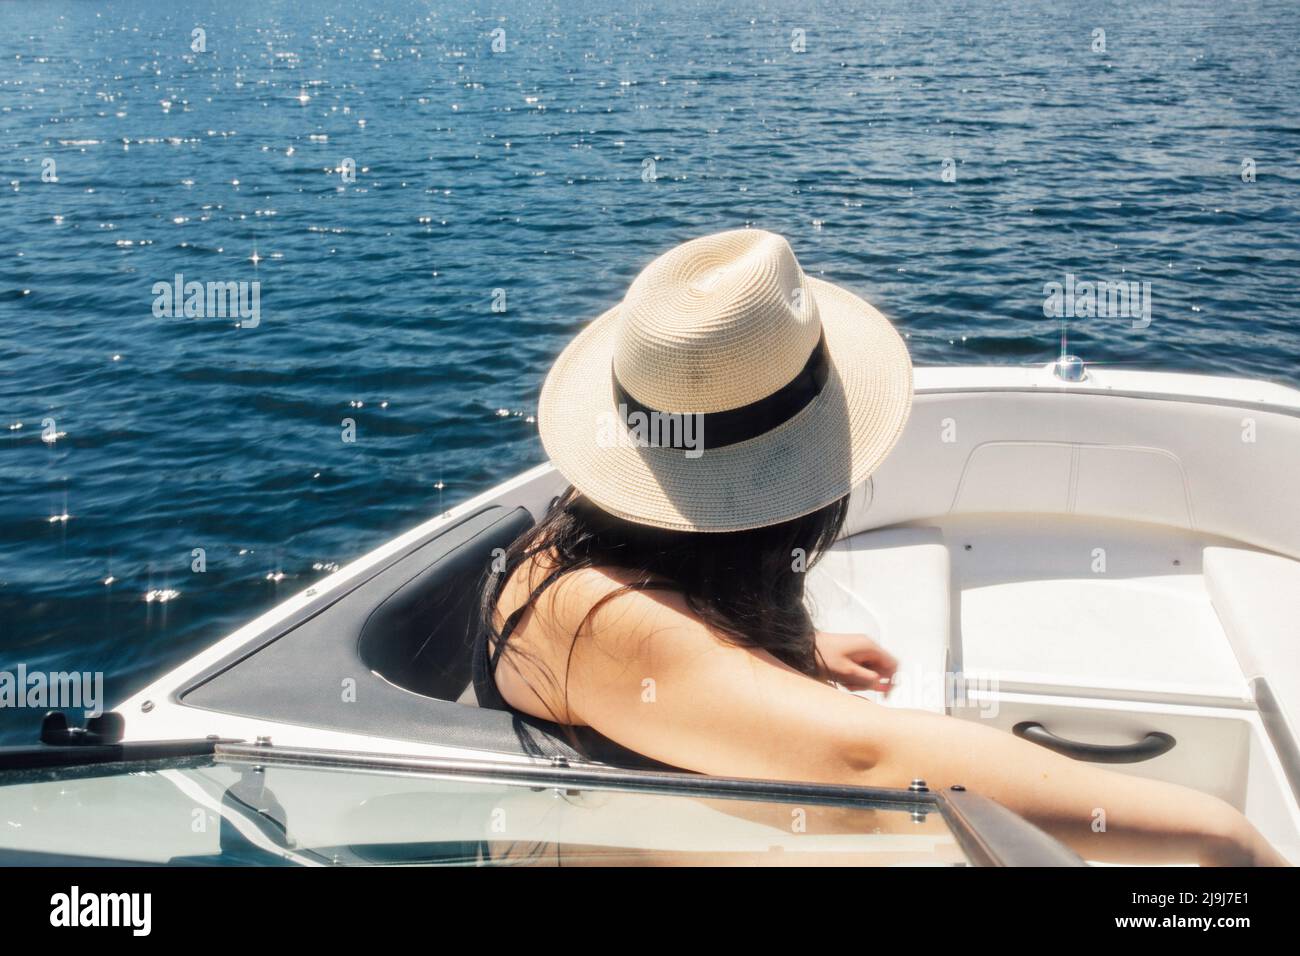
940, 515, 1251, 703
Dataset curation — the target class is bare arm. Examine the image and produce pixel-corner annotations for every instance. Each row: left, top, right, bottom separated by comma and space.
524, 571, 1282, 865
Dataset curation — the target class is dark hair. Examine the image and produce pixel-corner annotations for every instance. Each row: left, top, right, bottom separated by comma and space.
479, 486, 849, 725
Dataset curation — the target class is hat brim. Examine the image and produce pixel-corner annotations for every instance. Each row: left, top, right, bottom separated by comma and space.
537, 276, 913, 532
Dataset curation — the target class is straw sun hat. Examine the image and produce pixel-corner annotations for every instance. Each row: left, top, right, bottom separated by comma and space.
537, 229, 913, 532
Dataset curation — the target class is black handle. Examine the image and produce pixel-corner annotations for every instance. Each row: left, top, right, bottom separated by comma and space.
1012, 721, 1176, 764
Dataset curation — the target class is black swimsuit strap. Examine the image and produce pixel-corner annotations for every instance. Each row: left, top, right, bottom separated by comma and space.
486, 564, 572, 673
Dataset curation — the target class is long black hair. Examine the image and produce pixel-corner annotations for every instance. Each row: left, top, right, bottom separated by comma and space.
479, 485, 849, 725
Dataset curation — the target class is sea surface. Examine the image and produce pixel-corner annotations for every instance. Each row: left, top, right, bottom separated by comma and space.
2, 0, 1299, 743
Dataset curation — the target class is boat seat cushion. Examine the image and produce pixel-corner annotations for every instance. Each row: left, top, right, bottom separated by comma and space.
1204, 546, 1300, 736
805, 527, 952, 712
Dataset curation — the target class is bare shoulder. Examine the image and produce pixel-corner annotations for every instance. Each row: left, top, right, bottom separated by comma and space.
493, 557, 722, 722
520, 562, 879, 778
548, 566, 800, 693
540, 563, 699, 643
492, 557, 680, 717
497, 556, 883, 778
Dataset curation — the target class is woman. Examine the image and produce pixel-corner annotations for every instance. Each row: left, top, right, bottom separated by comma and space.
475, 229, 1285, 866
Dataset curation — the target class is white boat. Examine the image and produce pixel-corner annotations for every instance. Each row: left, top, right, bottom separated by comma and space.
3, 358, 1299, 866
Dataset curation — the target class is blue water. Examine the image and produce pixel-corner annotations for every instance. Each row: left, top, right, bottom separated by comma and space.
2, 0, 1299, 744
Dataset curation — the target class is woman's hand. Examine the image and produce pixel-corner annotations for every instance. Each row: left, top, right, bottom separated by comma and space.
813, 631, 898, 694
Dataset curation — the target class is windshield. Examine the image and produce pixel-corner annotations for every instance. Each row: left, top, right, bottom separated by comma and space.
0, 755, 966, 867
